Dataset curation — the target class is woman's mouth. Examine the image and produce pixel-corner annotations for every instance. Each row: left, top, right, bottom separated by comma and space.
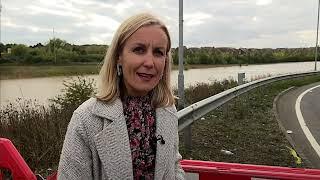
137, 73, 154, 81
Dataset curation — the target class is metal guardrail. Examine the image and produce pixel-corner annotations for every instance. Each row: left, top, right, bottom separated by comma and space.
177, 71, 320, 132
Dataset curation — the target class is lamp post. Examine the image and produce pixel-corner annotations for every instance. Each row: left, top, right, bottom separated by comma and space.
53, 28, 57, 64
178, 0, 192, 152
178, 0, 184, 109
0, 0, 2, 57
315, 0, 320, 71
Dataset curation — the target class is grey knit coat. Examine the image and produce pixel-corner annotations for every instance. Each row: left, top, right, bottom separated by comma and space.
57, 97, 185, 180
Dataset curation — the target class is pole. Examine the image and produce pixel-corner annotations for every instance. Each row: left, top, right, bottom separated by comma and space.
178, 0, 191, 153
315, 0, 320, 71
53, 28, 56, 64
0, 0, 2, 57
178, 0, 184, 111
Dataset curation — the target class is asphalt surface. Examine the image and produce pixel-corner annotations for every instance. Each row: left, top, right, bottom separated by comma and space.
276, 81, 320, 168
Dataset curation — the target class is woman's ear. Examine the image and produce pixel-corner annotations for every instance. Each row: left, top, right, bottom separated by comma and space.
118, 55, 123, 64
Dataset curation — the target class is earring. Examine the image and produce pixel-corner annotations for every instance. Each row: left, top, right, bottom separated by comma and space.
117, 64, 122, 76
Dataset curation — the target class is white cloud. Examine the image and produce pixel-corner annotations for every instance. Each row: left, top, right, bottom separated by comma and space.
87, 33, 113, 44
3, 17, 17, 28
76, 14, 120, 31
296, 30, 316, 45
252, 16, 258, 22
236, 31, 314, 48
2, 0, 318, 48
113, 0, 135, 15
231, 0, 250, 5
26, 5, 85, 19
185, 12, 212, 27
64, 0, 95, 6
145, 2, 153, 9
4, 17, 65, 33
256, 0, 272, 6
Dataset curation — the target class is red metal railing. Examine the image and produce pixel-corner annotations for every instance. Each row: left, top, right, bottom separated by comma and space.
181, 160, 320, 180
0, 138, 36, 180
1, 138, 320, 180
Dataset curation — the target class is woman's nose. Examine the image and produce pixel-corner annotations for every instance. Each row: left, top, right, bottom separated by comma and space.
143, 50, 155, 68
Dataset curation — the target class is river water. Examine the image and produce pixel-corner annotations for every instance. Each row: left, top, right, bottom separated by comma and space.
0, 61, 318, 107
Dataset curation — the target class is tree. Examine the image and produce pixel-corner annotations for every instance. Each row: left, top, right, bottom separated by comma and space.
46, 38, 71, 53
11, 44, 29, 57
30, 43, 44, 48
0, 43, 5, 53
0, 43, 5, 58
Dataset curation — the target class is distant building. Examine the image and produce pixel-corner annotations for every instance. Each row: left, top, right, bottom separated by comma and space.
7, 48, 12, 54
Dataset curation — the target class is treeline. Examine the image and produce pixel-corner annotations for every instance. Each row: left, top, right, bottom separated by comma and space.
172, 47, 315, 65
0, 39, 107, 64
0, 38, 316, 65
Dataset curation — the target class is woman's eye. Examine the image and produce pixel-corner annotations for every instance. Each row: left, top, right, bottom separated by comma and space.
154, 49, 165, 57
133, 47, 144, 54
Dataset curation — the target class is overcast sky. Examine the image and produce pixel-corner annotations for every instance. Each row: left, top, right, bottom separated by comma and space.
2, 0, 319, 48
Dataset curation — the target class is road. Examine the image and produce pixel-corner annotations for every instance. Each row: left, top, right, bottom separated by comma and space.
276, 81, 320, 168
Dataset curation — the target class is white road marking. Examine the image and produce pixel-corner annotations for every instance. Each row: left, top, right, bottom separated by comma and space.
295, 84, 320, 157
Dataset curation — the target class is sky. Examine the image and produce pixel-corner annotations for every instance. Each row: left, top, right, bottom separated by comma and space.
1, 0, 319, 48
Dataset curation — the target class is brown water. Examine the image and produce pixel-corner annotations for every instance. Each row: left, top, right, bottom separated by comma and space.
0, 61, 318, 107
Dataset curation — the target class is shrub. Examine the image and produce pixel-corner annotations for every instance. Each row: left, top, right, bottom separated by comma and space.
0, 99, 68, 174
174, 79, 238, 108
11, 44, 29, 57
50, 76, 96, 111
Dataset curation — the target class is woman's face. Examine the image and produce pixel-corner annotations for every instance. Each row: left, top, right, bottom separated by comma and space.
119, 25, 168, 96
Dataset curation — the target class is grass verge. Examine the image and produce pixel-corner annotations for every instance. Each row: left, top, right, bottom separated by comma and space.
0, 64, 101, 80
0, 64, 241, 80
179, 74, 320, 168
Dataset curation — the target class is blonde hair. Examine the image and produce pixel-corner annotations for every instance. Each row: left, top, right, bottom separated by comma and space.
96, 13, 175, 107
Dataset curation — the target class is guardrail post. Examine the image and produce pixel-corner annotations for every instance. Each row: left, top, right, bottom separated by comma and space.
178, 102, 192, 154
238, 72, 245, 85
184, 125, 192, 154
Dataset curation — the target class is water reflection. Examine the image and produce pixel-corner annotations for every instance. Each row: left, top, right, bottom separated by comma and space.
0, 61, 318, 107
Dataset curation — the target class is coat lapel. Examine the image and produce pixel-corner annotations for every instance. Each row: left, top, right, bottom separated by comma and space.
92, 98, 133, 179
91, 98, 176, 179
154, 107, 172, 179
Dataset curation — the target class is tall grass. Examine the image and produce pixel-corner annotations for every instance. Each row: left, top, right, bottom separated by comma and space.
0, 77, 95, 174
183, 79, 238, 105
0, 100, 70, 174
179, 75, 320, 168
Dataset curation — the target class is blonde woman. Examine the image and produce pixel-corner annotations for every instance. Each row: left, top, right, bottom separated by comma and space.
58, 13, 185, 180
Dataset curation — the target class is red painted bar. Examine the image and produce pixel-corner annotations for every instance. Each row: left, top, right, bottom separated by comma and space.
181, 160, 320, 180
2, 137, 320, 180
0, 138, 36, 180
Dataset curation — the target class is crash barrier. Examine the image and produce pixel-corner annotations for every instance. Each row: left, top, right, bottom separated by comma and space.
2, 138, 320, 180
182, 160, 320, 180
178, 71, 320, 132
178, 71, 320, 152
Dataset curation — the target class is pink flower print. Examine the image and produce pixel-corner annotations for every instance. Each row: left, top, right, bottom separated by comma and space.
133, 119, 141, 129
144, 141, 150, 149
133, 112, 139, 120
146, 114, 155, 126
140, 160, 145, 167
136, 169, 143, 177
140, 125, 146, 135
130, 137, 140, 149
132, 151, 140, 159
